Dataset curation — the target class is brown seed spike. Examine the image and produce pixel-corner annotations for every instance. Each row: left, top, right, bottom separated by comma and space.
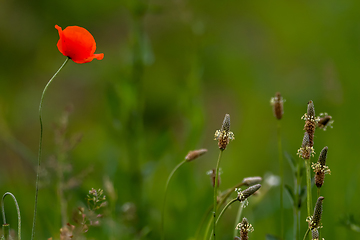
311, 228, 319, 240
272, 92, 284, 120
214, 114, 234, 150
221, 114, 231, 132
185, 149, 208, 162
304, 101, 316, 148
237, 184, 261, 202
318, 146, 328, 166
307, 101, 315, 118
310, 196, 324, 230
314, 146, 329, 188
236, 217, 254, 240
315, 171, 325, 188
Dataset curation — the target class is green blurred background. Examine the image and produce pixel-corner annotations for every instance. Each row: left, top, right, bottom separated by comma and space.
1, 0, 359, 239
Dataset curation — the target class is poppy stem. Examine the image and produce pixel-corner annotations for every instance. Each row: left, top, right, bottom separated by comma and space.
31, 57, 69, 240
161, 159, 187, 240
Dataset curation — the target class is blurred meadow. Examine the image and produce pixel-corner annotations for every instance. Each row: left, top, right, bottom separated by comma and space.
1, 0, 360, 239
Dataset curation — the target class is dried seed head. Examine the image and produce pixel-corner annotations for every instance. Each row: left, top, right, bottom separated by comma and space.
214, 114, 234, 150
297, 132, 315, 159
308, 196, 324, 230
270, 92, 284, 120
235, 217, 254, 240
242, 176, 262, 186
237, 184, 261, 202
312, 146, 331, 188
318, 113, 334, 131
185, 149, 208, 162
311, 228, 319, 240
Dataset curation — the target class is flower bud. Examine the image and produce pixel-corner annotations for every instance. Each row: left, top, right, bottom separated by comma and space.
185, 149, 208, 162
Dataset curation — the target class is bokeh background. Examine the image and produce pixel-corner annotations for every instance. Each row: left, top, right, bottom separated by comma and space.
1, 0, 360, 239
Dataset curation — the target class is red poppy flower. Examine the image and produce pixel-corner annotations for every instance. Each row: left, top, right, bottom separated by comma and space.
55, 25, 104, 64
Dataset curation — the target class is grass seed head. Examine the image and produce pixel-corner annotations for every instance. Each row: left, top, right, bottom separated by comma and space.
185, 149, 208, 162
270, 92, 284, 120
214, 114, 234, 150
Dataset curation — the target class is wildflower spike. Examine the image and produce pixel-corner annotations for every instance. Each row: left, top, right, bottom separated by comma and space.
242, 176, 262, 186
237, 184, 261, 202
312, 146, 331, 188
235, 217, 254, 240
271, 92, 284, 120
214, 114, 234, 150
297, 132, 314, 159
308, 196, 324, 230
302, 100, 318, 148
185, 149, 208, 162
222, 114, 231, 132
311, 228, 319, 240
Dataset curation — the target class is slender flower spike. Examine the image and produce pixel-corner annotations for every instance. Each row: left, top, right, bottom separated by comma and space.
301, 101, 319, 148
307, 196, 325, 230
185, 149, 208, 162
297, 132, 315, 159
317, 113, 334, 131
311, 228, 319, 240
270, 92, 285, 120
312, 146, 331, 188
55, 25, 104, 64
236, 184, 261, 202
235, 217, 254, 240
242, 176, 262, 187
214, 114, 234, 150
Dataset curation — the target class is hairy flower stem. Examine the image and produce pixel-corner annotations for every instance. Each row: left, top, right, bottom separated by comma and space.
2, 192, 21, 240
277, 121, 284, 239
212, 150, 223, 240
233, 201, 246, 238
161, 159, 187, 240
31, 57, 69, 240
305, 158, 312, 238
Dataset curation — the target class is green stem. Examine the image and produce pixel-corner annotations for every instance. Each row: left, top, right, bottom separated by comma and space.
305, 158, 312, 218
302, 228, 309, 240
277, 121, 284, 239
305, 158, 312, 240
2, 192, 21, 240
233, 201, 245, 238
208, 198, 238, 239
2, 223, 10, 240
161, 159, 187, 240
212, 150, 223, 240
31, 57, 69, 240
295, 149, 302, 240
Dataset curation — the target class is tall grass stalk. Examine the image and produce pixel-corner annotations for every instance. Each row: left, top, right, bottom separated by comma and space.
31, 57, 69, 240
305, 158, 312, 219
212, 150, 223, 240
277, 121, 284, 239
161, 159, 187, 240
